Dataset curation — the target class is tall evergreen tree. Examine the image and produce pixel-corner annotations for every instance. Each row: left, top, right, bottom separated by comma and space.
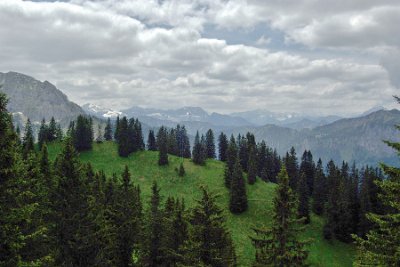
22, 118, 35, 158
251, 166, 309, 266
205, 129, 216, 159
147, 129, 157, 151
0, 93, 45, 266
229, 158, 248, 214
297, 172, 310, 224
48, 116, 57, 141
114, 165, 142, 267
218, 132, 228, 162
104, 118, 113, 141
114, 116, 120, 141
323, 160, 340, 240
38, 118, 48, 150
257, 141, 267, 181
285, 147, 299, 191
184, 187, 236, 266
71, 115, 93, 151
247, 145, 257, 185
224, 135, 237, 188
52, 138, 97, 266
192, 131, 206, 165
157, 126, 169, 165
300, 150, 315, 195
142, 181, 164, 266
354, 97, 400, 265
312, 159, 326, 215
117, 117, 130, 157
238, 135, 249, 172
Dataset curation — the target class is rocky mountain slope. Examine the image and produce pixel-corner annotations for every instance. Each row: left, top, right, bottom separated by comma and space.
0, 71, 84, 125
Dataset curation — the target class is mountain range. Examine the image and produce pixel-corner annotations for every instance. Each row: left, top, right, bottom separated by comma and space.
1, 71, 399, 166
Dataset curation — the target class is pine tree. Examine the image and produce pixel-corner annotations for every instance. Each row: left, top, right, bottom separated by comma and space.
312, 159, 326, 215
192, 131, 205, 165
323, 160, 340, 240
229, 158, 248, 214
52, 137, 97, 266
0, 93, 45, 266
247, 144, 257, 185
297, 172, 310, 224
251, 166, 309, 266
300, 150, 315, 195
257, 141, 267, 181
114, 116, 120, 141
205, 129, 216, 159
38, 118, 48, 150
72, 115, 93, 151
157, 126, 169, 165
354, 96, 400, 265
147, 129, 157, 151
142, 181, 164, 266
238, 135, 249, 172
218, 132, 228, 161
224, 135, 237, 188
185, 187, 236, 266
117, 117, 130, 157
48, 116, 57, 141
22, 118, 35, 158
114, 165, 142, 267
285, 147, 299, 191
104, 118, 113, 141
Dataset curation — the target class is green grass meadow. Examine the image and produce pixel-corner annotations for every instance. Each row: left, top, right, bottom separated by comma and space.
48, 141, 355, 266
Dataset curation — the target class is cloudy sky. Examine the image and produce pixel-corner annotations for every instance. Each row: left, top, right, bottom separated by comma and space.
0, 0, 399, 115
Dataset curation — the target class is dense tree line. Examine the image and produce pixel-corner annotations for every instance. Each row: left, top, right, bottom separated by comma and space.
115, 116, 145, 157
0, 93, 236, 266
38, 117, 63, 149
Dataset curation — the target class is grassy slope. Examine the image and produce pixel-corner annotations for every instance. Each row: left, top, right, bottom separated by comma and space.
48, 141, 355, 266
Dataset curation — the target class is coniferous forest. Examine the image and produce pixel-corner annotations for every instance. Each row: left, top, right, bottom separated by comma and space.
1, 91, 400, 266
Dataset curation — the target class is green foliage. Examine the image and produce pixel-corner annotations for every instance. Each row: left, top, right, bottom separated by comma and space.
298, 172, 310, 224
147, 129, 157, 151
247, 145, 257, 185
184, 187, 236, 266
251, 166, 309, 267
224, 135, 237, 188
104, 118, 113, 141
192, 131, 206, 165
70, 115, 94, 152
218, 132, 228, 162
229, 158, 248, 214
22, 118, 35, 158
46, 141, 356, 266
157, 126, 169, 166
205, 129, 216, 159
353, 99, 400, 265
179, 162, 185, 177
312, 159, 326, 216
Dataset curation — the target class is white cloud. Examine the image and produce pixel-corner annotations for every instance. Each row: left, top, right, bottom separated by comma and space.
0, 0, 398, 116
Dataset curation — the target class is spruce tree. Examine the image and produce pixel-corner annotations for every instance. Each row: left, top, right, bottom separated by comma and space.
147, 129, 157, 151
114, 116, 120, 141
0, 93, 45, 266
157, 126, 169, 165
312, 159, 326, 215
192, 131, 205, 165
185, 187, 236, 266
22, 118, 35, 158
354, 97, 400, 265
247, 144, 257, 185
229, 158, 248, 214
297, 172, 310, 224
238, 135, 249, 172
48, 116, 57, 141
285, 147, 299, 191
323, 160, 340, 240
114, 165, 142, 267
218, 132, 228, 161
104, 118, 113, 141
251, 166, 309, 266
52, 137, 97, 266
205, 129, 216, 159
72, 115, 93, 151
117, 116, 130, 157
257, 141, 267, 180
38, 118, 48, 150
224, 135, 237, 188
142, 181, 164, 266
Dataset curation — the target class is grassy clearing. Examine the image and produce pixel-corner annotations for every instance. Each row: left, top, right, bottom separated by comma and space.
48, 141, 355, 266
